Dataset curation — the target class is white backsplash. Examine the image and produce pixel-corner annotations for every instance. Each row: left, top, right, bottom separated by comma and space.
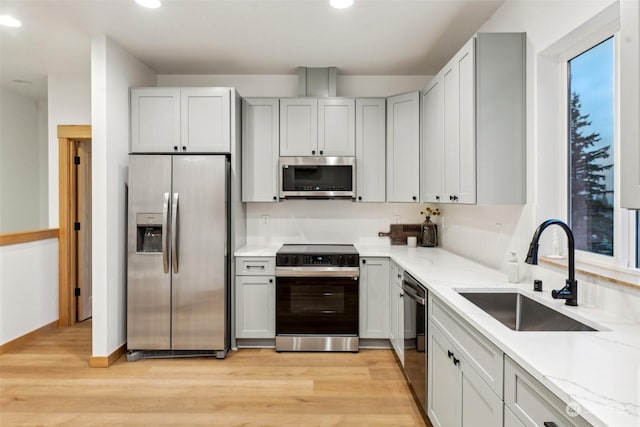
246, 201, 426, 246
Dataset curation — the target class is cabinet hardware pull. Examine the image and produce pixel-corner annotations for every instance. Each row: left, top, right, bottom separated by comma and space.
312, 150, 316, 155
362, 259, 366, 264
543, 423, 558, 427
273, 196, 277, 201
174, 146, 178, 151
269, 279, 273, 283
412, 196, 417, 201
447, 350, 453, 359
319, 150, 323, 155
182, 146, 187, 151
358, 196, 362, 201
453, 357, 460, 366
435, 195, 440, 201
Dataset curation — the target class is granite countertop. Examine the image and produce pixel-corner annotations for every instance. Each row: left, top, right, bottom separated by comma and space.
234, 244, 640, 427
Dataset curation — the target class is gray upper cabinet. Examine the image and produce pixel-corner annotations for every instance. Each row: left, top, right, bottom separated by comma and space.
280, 97, 355, 156
387, 91, 420, 203
355, 98, 386, 202
318, 98, 356, 156
280, 98, 318, 156
621, 1, 640, 208
131, 88, 180, 153
242, 98, 280, 202
180, 88, 231, 153
421, 78, 444, 203
131, 87, 231, 153
421, 32, 526, 205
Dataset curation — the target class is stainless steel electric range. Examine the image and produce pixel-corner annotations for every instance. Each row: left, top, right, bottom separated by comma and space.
275, 244, 360, 352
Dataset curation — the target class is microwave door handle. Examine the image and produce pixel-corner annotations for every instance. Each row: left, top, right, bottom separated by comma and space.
162, 192, 170, 274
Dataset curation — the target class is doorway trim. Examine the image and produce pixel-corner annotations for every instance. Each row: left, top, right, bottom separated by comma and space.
58, 125, 91, 327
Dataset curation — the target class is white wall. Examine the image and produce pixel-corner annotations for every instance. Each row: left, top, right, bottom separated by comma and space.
0, 88, 46, 232
47, 73, 91, 228
91, 36, 156, 357
0, 239, 58, 344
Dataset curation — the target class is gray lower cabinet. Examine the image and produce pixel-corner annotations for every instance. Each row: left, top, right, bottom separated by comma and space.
504, 405, 526, 427
428, 323, 503, 427
359, 257, 390, 338
504, 356, 592, 427
389, 261, 404, 363
428, 295, 504, 427
235, 257, 275, 339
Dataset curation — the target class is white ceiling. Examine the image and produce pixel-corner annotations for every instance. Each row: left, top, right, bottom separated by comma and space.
0, 0, 505, 101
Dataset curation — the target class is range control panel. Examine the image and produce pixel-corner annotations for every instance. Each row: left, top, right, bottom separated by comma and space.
276, 245, 359, 267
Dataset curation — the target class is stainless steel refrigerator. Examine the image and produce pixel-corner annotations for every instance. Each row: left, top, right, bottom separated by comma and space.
126, 155, 229, 360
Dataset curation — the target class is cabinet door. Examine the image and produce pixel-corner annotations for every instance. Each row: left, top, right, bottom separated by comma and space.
355, 98, 386, 202
242, 98, 279, 202
130, 88, 180, 153
460, 355, 503, 427
280, 98, 318, 156
387, 91, 420, 202
359, 258, 390, 339
318, 98, 355, 156
421, 76, 444, 203
181, 88, 230, 153
443, 58, 460, 203
429, 325, 461, 427
235, 275, 275, 339
457, 39, 476, 204
443, 40, 476, 204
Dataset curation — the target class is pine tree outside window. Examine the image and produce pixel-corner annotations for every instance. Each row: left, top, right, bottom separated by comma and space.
567, 37, 615, 257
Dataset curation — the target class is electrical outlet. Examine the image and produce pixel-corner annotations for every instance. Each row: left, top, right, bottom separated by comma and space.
261, 215, 269, 225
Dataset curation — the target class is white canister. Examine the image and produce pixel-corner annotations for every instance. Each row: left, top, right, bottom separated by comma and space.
407, 236, 417, 247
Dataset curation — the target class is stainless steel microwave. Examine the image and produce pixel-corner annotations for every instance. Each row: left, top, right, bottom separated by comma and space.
279, 156, 356, 199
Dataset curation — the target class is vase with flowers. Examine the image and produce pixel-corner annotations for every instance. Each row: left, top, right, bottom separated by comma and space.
420, 207, 441, 247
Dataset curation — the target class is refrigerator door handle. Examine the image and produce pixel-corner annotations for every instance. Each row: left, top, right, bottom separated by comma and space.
162, 192, 170, 274
171, 192, 179, 274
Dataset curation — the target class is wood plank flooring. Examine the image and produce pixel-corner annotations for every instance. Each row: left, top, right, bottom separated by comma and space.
0, 322, 428, 426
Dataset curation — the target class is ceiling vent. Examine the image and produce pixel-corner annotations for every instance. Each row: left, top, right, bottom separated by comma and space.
297, 67, 337, 97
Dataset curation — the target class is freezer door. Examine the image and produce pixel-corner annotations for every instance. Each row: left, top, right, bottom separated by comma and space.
127, 155, 172, 350
171, 155, 228, 350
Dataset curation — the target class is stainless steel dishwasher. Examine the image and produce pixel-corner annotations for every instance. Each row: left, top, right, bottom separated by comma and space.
402, 271, 427, 413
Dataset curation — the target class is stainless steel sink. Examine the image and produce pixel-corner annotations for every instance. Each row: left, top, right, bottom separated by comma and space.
458, 292, 597, 331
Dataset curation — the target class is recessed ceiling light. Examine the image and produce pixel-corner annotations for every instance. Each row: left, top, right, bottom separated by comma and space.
0, 14, 22, 27
330, 0, 354, 9
135, 0, 162, 9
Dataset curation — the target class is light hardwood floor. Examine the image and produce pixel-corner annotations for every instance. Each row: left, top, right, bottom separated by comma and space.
1, 321, 428, 426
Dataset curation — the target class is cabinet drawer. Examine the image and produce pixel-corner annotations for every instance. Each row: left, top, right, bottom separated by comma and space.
235, 257, 275, 275
430, 296, 503, 398
504, 356, 591, 427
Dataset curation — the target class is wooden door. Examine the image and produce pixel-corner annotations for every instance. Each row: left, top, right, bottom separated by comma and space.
76, 140, 92, 321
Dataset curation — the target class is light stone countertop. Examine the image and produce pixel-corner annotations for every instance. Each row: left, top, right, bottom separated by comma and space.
234, 244, 640, 427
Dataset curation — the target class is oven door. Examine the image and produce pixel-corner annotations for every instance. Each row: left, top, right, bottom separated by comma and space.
276, 275, 359, 336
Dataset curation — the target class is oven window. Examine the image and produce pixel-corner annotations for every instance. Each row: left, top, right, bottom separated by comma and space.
290, 284, 345, 314
282, 165, 353, 192
276, 277, 358, 335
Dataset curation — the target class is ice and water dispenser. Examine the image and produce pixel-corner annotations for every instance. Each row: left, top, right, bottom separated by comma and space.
136, 213, 163, 253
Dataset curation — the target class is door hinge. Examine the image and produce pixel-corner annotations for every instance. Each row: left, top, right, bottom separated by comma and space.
74, 222, 81, 231
74, 156, 80, 165
74, 288, 81, 297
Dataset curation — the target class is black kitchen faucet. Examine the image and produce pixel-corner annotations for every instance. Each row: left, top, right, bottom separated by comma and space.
525, 219, 578, 306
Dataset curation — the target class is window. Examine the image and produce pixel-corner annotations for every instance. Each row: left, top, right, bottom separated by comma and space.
567, 37, 615, 256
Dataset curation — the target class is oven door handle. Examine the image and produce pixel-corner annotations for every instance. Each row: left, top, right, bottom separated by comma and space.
275, 266, 360, 278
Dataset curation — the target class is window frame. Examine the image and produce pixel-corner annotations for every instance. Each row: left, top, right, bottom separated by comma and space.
559, 25, 639, 273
